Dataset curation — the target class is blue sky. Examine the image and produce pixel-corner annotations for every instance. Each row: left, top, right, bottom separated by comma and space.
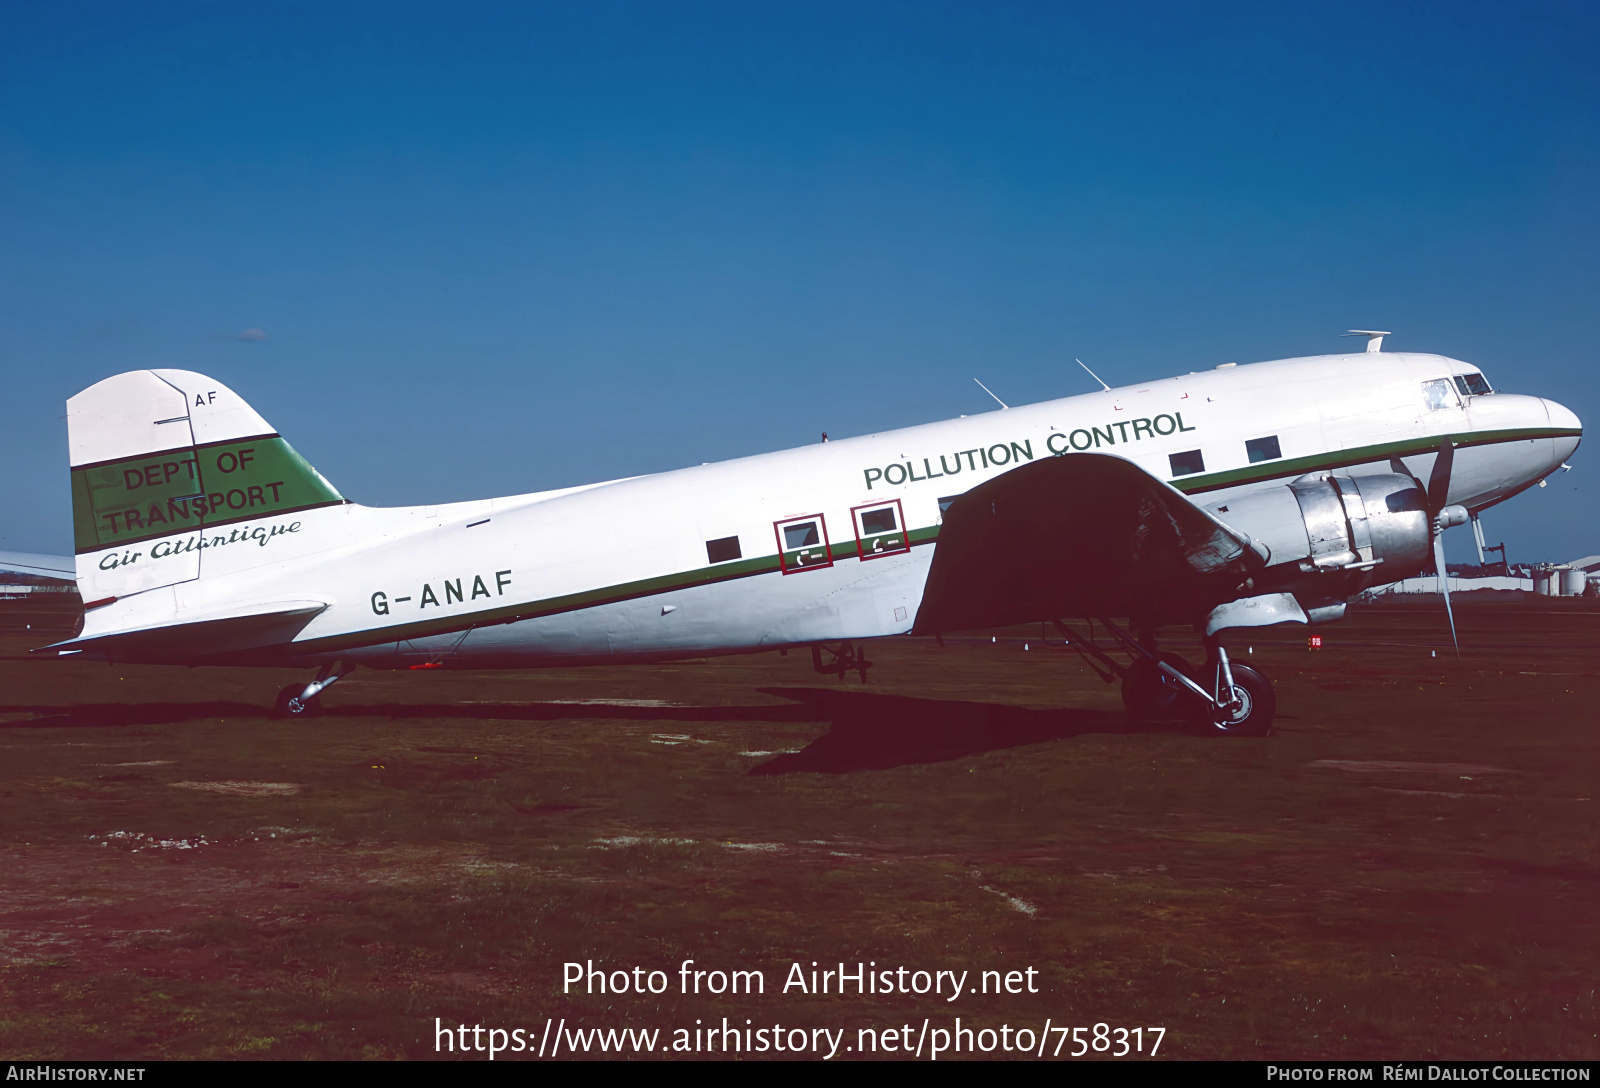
2, 1, 1596, 562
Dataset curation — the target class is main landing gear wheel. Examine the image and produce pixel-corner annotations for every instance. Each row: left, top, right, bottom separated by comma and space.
274, 684, 321, 718
1198, 664, 1275, 737
1121, 654, 1196, 720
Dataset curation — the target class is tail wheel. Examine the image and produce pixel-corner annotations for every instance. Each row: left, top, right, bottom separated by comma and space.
1121, 654, 1197, 720
274, 684, 321, 719
1200, 664, 1275, 737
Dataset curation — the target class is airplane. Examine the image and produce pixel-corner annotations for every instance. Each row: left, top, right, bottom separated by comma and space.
37, 331, 1581, 736
0, 551, 76, 586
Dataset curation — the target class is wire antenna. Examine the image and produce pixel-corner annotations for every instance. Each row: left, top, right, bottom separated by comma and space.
1076, 358, 1111, 391
973, 378, 1009, 410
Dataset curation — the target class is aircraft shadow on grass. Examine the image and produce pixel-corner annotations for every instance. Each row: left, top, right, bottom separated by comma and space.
0, 690, 1187, 775
0, 701, 276, 729
747, 687, 1185, 775
0, 700, 822, 729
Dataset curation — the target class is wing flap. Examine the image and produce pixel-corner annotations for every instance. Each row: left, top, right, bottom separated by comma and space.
913, 454, 1258, 633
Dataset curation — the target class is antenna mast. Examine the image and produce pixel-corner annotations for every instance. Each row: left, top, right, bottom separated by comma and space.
973, 378, 1009, 410
1076, 358, 1111, 391
1342, 330, 1392, 353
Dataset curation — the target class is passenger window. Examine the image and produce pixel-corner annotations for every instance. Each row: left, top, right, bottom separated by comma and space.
773, 514, 833, 573
1169, 449, 1205, 477
1421, 378, 1460, 411
785, 522, 818, 548
861, 508, 896, 535
705, 536, 741, 564
1245, 435, 1282, 463
853, 499, 908, 560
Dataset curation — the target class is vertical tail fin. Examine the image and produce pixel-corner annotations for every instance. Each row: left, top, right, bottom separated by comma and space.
69, 370, 343, 601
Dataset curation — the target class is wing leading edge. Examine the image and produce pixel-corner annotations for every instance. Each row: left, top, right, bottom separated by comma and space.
912, 453, 1261, 634
0, 551, 76, 582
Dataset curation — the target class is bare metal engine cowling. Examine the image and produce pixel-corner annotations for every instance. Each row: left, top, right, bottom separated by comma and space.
1203, 472, 1432, 606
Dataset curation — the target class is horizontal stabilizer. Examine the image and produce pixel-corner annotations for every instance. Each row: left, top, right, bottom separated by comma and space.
40, 599, 329, 663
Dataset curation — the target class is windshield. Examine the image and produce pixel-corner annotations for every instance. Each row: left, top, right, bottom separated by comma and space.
1422, 378, 1460, 411
1453, 373, 1493, 397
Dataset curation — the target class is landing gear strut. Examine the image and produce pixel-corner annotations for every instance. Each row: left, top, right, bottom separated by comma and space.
1121, 653, 1199, 720
1198, 641, 1275, 737
1054, 619, 1276, 736
811, 641, 872, 682
273, 660, 353, 718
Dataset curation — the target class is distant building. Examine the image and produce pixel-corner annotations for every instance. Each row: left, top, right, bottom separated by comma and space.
0, 551, 76, 596
1369, 553, 1600, 598
1365, 575, 1534, 597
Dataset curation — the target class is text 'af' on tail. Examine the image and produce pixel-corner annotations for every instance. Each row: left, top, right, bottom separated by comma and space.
68, 369, 345, 602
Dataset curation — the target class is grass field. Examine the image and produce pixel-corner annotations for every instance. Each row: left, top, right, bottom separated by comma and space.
0, 594, 1596, 1060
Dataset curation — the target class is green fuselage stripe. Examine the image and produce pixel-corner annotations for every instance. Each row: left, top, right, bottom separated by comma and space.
274, 425, 1580, 656
1168, 426, 1576, 495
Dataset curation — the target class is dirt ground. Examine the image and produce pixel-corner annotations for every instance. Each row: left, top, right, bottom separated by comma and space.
0, 594, 1595, 1060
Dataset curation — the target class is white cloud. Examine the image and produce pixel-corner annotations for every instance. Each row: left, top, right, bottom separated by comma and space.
234, 327, 270, 341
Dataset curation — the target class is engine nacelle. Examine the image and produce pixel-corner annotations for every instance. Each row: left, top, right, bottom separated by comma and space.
1204, 472, 1433, 602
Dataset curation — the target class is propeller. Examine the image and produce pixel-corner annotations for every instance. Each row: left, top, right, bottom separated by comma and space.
1430, 441, 1462, 659
1393, 441, 1466, 657
1426, 438, 1454, 512
1431, 519, 1461, 659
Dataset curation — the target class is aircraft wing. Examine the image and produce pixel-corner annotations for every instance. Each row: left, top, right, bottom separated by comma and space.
912, 453, 1261, 633
0, 550, 76, 583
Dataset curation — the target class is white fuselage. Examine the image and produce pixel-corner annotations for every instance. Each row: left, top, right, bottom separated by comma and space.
75, 352, 1581, 666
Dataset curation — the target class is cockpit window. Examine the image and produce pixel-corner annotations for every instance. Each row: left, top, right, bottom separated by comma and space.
1421, 378, 1460, 411
1453, 373, 1493, 397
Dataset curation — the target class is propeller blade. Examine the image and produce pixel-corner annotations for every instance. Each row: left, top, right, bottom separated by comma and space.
1433, 528, 1460, 658
1427, 439, 1455, 513
1400, 440, 1459, 655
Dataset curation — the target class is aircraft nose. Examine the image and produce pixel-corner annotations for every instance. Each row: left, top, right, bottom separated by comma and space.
1543, 397, 1582, 434
1543, 398, 1582, 462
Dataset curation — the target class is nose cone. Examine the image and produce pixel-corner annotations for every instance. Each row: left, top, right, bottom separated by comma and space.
1543, 398, 1583, 462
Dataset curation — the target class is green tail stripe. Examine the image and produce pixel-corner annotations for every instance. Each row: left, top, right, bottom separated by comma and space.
72, 435, 342, 553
